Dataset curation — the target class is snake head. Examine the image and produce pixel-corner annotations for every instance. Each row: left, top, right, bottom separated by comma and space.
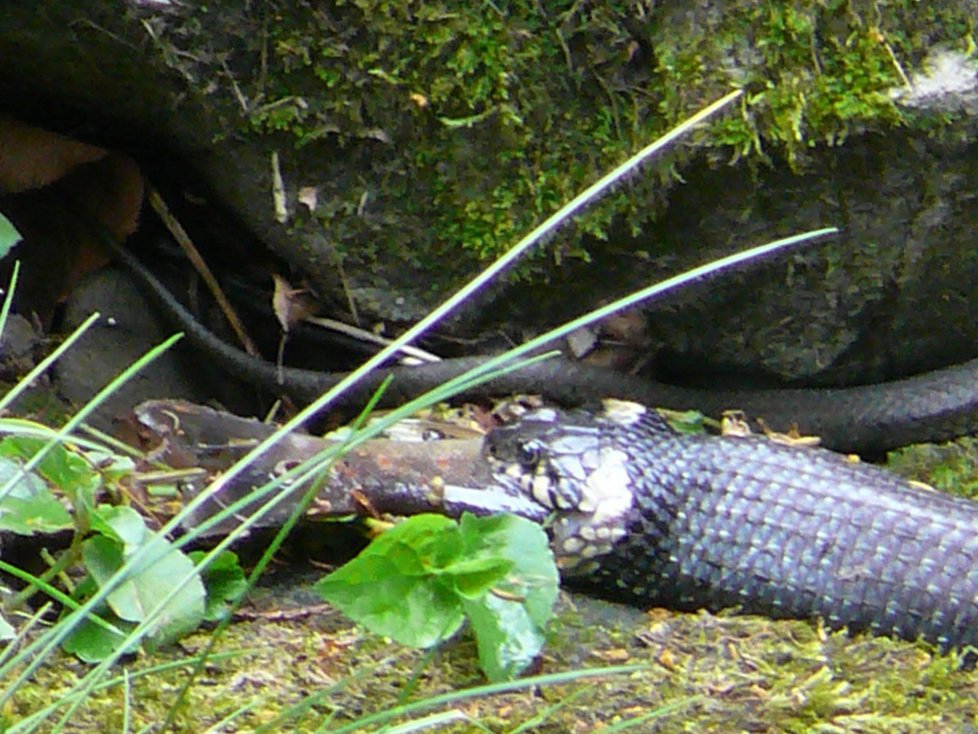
484, 401, 645, 571
484, 409, 586, 511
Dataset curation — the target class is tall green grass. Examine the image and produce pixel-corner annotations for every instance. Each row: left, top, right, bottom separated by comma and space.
0, 88, 837, 731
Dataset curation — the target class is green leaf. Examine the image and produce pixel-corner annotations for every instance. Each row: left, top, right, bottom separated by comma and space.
61, 576, 137, 663
80, 448, 135, 485
82, 534, 125, 586
82, 507, 206, 649
0, 456, 72, 535
316, 512, 559, 680
316, 514, 467, 647
62, 609, 137, 664
0, 212, 22, 259
0, 435, 101, 508
659, 408, 711, 435
463, 593, 548, 682
33, 442, 98, 498
0, 612, 15, 642
436, 554, 512, 599
462, 514, 559, 626
189, 550, 249, 622
457, 513, 559, 681
90, 504, 149, 549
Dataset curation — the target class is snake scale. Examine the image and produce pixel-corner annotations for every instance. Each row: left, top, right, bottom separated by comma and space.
484, 401, 978, 654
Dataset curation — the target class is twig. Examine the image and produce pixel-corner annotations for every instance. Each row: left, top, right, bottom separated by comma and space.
303, 314, 441, 364
146, 186, 261, 356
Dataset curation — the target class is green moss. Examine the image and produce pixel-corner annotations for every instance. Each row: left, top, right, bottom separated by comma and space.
15, 599, 978, 733
657, 1, 974, 167
240, 1, 974, 286
887, 437, 978, 499
11, 494, 978, 731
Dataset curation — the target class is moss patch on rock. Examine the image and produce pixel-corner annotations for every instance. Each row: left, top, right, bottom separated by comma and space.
238, 1, 973, 291
12, 591, 978, 732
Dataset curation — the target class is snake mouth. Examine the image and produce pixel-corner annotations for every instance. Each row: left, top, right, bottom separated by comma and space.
439, 482, 552, 522
484, 455, 635, 572
482, 401, 645, 571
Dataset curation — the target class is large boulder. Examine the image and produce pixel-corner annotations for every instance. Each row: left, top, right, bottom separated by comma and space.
1, 1, 977, 387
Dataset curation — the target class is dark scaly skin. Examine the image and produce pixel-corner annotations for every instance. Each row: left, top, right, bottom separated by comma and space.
111, 243, 978, 454
484, 402, 978, 653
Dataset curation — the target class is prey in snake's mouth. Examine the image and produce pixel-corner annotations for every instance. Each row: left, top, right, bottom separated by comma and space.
484, 401, 653, 572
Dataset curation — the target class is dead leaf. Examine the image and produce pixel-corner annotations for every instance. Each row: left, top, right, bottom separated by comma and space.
0, 115, 105, 193
298, 186, 318, 211
271, 273, 316, 333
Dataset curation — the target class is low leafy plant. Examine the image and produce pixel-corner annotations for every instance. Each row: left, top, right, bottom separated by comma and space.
0, 417, 253, 661
0, 211, 21, 257
317, 513, 559, 681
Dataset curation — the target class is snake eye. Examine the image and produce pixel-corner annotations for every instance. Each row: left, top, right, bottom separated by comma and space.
517, 440, 542, 467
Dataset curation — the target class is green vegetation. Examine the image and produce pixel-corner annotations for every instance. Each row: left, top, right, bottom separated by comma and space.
4, 6, 978, 719
888, 437, 978, 499
0, 93, 757, 730
317, 512, 558, 682
0, 315, 217, 666
0, 431, 213, 663
0, 93, 848, 729
241, 1, 973, 286
0, 212, 21, 258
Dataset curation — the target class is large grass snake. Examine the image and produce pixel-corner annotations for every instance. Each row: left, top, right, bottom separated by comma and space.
113, 246, 978, 651
484, 400, 978, 654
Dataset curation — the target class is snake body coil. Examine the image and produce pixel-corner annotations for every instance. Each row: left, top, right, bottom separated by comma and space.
485, 401, 978, 652
112, 242, 978, 454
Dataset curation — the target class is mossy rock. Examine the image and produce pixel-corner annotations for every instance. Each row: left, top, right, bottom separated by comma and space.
0, 1, 976, 380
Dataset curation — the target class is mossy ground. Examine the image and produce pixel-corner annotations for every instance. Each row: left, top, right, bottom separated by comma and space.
9, 590, 978, 732
10, 439, 978, 733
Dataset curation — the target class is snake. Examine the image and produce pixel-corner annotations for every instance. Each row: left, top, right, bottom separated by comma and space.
482, 400, 978, 654
109, 243, 978, 455
109, 245, 978, 651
